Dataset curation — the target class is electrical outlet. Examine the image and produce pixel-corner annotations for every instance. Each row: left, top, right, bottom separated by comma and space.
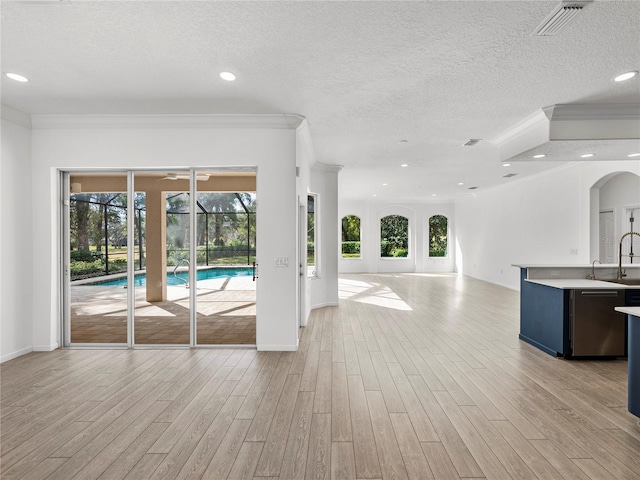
551, 270, 560, 277
274, 257, 288, 267
570, 249, 578, 255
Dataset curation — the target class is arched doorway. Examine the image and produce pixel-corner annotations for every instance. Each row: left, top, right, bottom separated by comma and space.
590, 171, 640, 263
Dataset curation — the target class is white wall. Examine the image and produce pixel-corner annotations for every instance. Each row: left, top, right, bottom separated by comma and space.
29, 114, 305, 352
310, 164, 341, 309
455, 161, 640, 290
338, 200, 456, 274
1, 111, 34, 362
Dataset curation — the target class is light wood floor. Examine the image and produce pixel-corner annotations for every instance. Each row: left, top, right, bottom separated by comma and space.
2, 273, 640, 479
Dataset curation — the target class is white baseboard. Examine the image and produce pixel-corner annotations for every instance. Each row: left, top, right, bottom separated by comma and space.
1, 346, 34, 363
257, 344, 298, 351
311, 302, 339, 310
33, 343, 59, 352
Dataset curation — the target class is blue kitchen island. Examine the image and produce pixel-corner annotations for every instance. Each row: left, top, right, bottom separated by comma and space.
515, 264, 640, 358
615, 306, 640, 419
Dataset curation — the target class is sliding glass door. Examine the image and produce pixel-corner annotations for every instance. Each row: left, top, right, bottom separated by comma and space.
194, 174, 257, 345
132, 171, 191, 345
63, 169, 257, 347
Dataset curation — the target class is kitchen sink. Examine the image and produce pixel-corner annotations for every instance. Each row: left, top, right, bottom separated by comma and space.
605, 279, 640, 286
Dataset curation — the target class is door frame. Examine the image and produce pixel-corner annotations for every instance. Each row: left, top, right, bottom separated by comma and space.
60, 167, 258, 349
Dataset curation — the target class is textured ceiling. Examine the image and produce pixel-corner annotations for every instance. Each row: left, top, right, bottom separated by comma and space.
2, 0, 639, 201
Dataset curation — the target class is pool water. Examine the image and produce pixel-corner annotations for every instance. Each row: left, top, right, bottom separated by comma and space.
96, 267, 252, 287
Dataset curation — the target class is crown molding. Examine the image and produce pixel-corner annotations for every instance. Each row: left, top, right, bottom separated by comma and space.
312, 163, 343, 173
1, 104, 32, 128
30, 113, 306, 130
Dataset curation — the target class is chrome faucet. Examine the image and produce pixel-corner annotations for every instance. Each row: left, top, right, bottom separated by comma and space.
587, 259, 600, 280
617, 231, 640, 281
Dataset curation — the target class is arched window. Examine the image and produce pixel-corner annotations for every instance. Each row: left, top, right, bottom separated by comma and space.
380, 215, 408, 257
429, 215, 448, 257
341, 215, 361, 258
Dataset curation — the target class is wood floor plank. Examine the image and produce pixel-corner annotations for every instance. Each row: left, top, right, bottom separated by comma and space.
227, 442, 264, 480
97, 422, 169, 480
354, 341, 380, 391
149, 367, 233, 454
1, 400, 99, 472
366, 390, 408, 480
342, 334, 361, 375
234, 353, 282, 416
123, 453, 165, 480
369, 351, 406, 413
529, 439, 591, 479
331, 362, 352, 442
153, 390, 242, 480
199, 418, 252, 480
300, 342, 321, 392
3, 273, 639, 480
347, 374, 382, 479
332, 308, 346, 363
420, 442, 461, 479
387, 362, 439, 443
330, 441, 356, 480
67, 400, 170, 480
389, 413, 434, 480
19, 458, 69, 480
491, 420, 563, 480
279, 391, 315, 479
306, 414, 331, 480
253, 374, 302, 476
313, 351, 332, 413
46, 398, 169, 480
242, 357, 290, 437
432, 390, 512, 479
407, 374, 483, 478
460, 405, 537, 479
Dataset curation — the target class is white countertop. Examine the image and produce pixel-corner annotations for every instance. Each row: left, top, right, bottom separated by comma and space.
514, 264, 640, 269
615, 306, 640, 317
525, 279, 638, 289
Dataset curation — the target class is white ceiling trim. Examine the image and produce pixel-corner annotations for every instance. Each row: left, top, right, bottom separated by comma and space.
492, 104, 640, 162
30, 113, 306, 130
1, 104, 32, 128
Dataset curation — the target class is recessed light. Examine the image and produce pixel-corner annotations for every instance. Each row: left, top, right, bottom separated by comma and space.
628, 153, 640, 158
581, 153, 595, 158
382, 183, 388, 186
401, 164, 408, 167
372, 194, 377, 197
6, 72, 28, 82
431, 194, 437, 197
219, 71, 236, 81
614, 71, 638, 82
458, 182, 464, 186
533, 154, 546, 159
502, 163, 511, 167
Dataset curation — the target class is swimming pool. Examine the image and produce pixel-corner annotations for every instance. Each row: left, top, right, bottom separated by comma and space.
95, 267, 252, 287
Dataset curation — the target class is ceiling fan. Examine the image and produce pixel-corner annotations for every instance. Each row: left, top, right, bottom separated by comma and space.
160, 173, 210, 181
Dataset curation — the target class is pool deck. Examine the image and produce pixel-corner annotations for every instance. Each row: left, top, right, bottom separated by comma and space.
70, 276, 256, 345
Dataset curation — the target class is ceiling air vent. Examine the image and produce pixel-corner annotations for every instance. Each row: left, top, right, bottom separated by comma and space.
533, 2, 589, 36
503, 173, 518, 178
468, 186, 478, 190
463, 139, 481, 147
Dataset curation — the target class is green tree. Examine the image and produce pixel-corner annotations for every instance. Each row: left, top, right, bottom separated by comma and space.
72, 194, 91, 251
380, 215, 408, 257
341, 215, 360, 241
429, 215, 448, 257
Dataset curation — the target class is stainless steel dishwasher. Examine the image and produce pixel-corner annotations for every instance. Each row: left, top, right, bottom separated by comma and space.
570, 289, 626, 357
